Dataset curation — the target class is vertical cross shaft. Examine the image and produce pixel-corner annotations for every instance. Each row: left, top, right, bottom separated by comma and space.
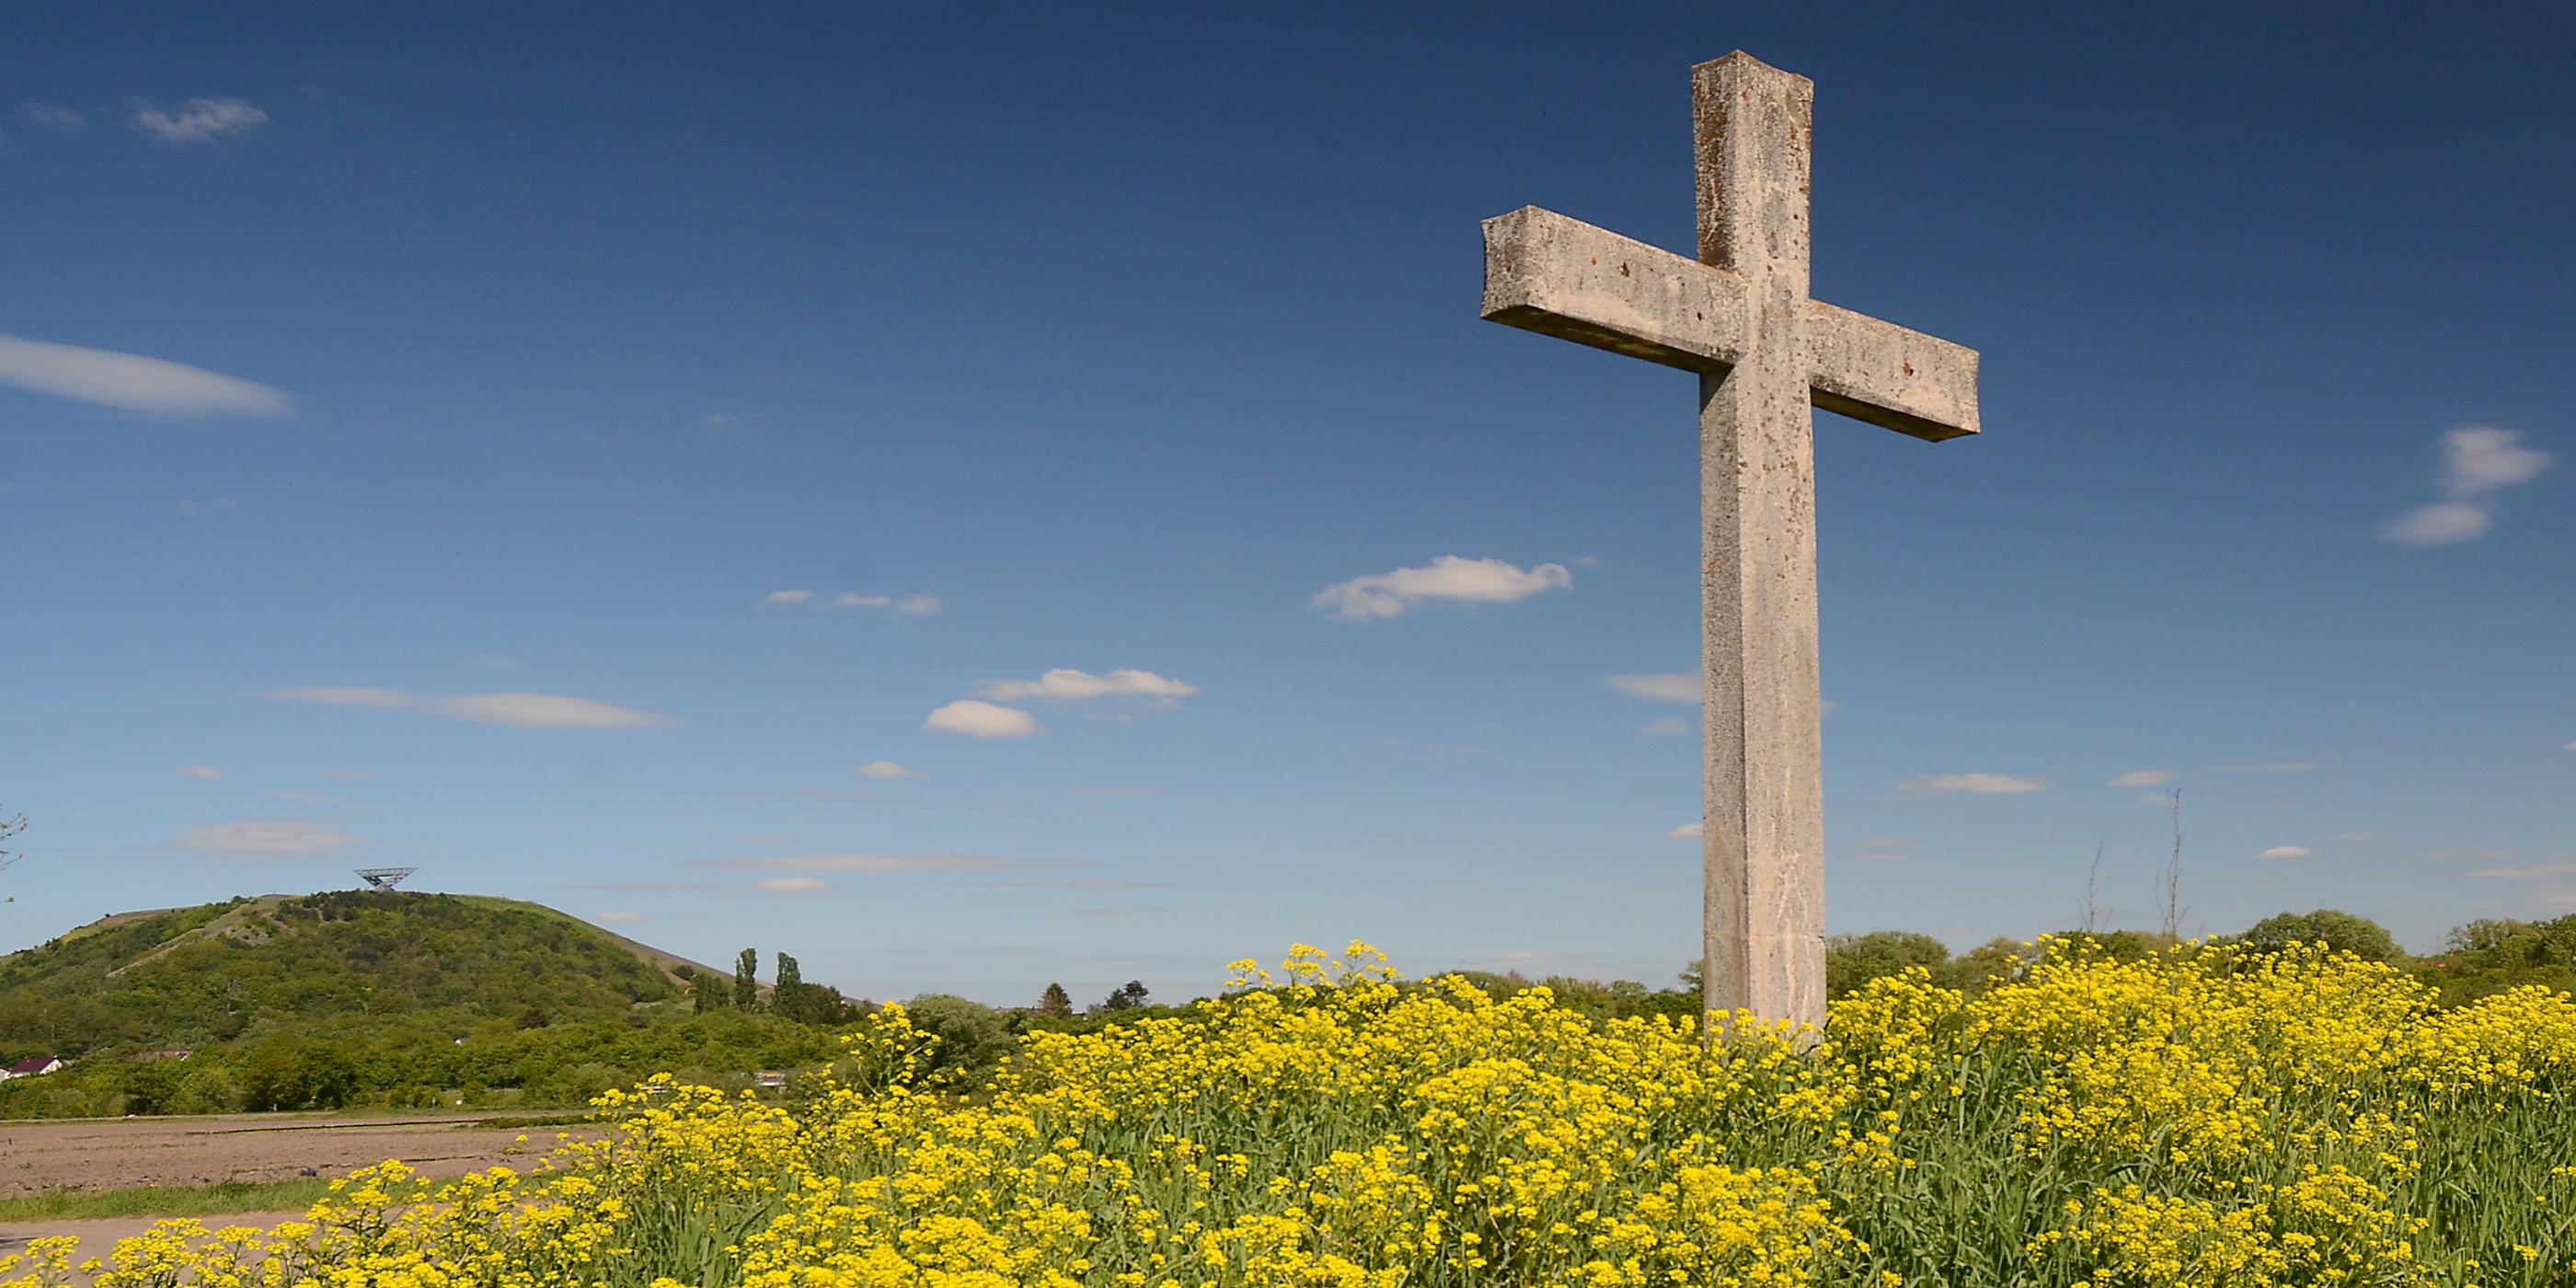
1694, 54, 1825, 1034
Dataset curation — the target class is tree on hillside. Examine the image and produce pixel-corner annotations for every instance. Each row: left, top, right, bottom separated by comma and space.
1038, 983, 1072, 1017
768, 952, 850, 1025
1093, 980, 1149, 1015
734, 949, 760, 1010
2240, 910, 2401, 962
2444, 918, 2529, 955
1825, 932, 1951, 1000
690, 972, 729, 1013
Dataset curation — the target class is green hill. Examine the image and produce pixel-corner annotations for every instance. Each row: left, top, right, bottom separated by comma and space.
0, 891, 874, 1118
0, 890, 719, 1058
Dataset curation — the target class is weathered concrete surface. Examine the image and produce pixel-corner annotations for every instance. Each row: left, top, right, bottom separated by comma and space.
1479, 51, 1982, 1034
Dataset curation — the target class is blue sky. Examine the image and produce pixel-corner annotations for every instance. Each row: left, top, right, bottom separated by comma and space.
4, 5, 2570, 1005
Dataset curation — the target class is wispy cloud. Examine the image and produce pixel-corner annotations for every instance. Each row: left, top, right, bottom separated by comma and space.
1666, 822, 1702, 841
22, 103, 85, 130
0, 333, 292, 418
2385, 427, 2554, 546
1899, 773, 2046, 797
855, 760, 918, 779
167, 819, 360, 856
1314, 556, 1571, 621
755, 877, 828, 894
693, 853, 1093, 874
596, 911, 645, 925
2221, 762, 2316, 775
2468, 862, 2576, 880
924, 699, 1037, 738
1641, 716, 1689, 737
977, 669, 1197, 705
2108, 769, 2172, 788
1604, 673, 1697, 704
1846, 835, 1915, 862
2257, 845, 2312, 860
176, 765, 224, 781
132, 97, 269, 144
767, 589, 941, 615
835, 592, 942, 615
265, 686, 675, 730
2431, 847, 2519, 863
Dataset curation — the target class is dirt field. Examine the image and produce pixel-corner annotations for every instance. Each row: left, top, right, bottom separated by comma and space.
0, 1111, 592, 1199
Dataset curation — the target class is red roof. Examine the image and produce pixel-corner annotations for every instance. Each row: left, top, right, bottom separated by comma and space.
6, 1056, 58, 1075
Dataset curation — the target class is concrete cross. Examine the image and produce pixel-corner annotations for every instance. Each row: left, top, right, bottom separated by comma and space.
1480, 52, 1980, 1033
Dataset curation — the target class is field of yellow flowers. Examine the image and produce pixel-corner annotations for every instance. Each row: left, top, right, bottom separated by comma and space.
6, 938, 2574, 1288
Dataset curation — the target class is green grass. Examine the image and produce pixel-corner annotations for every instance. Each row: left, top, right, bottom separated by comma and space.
0, 1177, 334, 1223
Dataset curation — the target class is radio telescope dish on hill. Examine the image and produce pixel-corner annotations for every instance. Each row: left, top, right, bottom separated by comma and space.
354, 868, 418, 891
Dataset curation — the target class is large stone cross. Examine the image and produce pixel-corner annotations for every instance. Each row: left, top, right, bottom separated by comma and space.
1481, 52, 1980, 1032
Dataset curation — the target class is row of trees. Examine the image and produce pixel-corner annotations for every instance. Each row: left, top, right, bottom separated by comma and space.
683, 949, 866, 1025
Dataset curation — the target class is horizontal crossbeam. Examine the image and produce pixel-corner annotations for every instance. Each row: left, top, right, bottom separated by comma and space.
1480, 206, 1980, 442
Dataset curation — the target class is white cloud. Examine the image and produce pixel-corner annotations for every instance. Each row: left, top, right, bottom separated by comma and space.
2564, 741, 2576, 753
1314, 556, 1571, 621
766, 589, 815, 604
2469, 862, 2576, 880
22, 103, 84, 130
0, 333, 292, 418
2384, 502, 2490, 546
1604, 673, 1698, 704
176, 765, 224, 780
696, 853, 1087, 873
2384, 428, 2553, 545
2108, 769, 2173, 788
1898, 773, 2046, 797
264, 686, 675, 730
132, 97, 269, 143
924, 699, 1037, 738
834, 592, 942, 615
1641, 716, 1689, 737
167, 819, 360, 856
436, 693, 674, 730
321, 767, 375, 782
2257, 845, 2313, 860
977, 668, 1199, 705
856, 760, 918, 779
2221, 762, 2316, 775
2444, 427, 2553, 495
755, 877, 828, 894
2138, 792, 2173, 806
1666, 822, 1702, 841
596, 911, 645, 925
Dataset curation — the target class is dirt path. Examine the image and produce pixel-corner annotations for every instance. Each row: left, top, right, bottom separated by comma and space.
0, 1112, 589, 1198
